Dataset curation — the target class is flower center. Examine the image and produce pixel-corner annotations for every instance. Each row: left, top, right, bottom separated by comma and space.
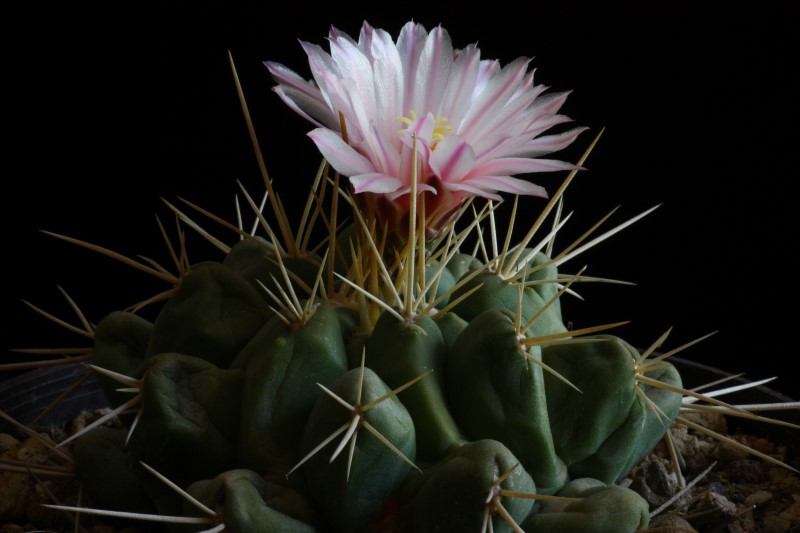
397, 111, 453, 149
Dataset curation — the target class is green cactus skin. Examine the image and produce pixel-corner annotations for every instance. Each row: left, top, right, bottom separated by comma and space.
541, 336, 640, 469
72, 426, 155, 514
511, 250, 563, 318
300, 367, 417, 533
187, 469, 319, 532
424, 259, 456, 305
433, 310, 469, 354
447, 308, 568, 495
398, 439, 536, 533
223, 236, 323, 306
575, 361, 683, 483
541, 336, 683, 484
444, 252, 484, 282
68, 201, 687, 532
521, 478, 649, 532
365, 312, 464, 460
450, 271, 568, 339
92, 310, 152, 406
128, 352, 245, 482
236, 301, 348, 476
70, 237, 683, 532
145, 263, 272, 368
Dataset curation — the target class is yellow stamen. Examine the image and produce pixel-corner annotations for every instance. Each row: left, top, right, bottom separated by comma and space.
396, 110, 418, 128
396, 111, 453, 149
432, 117, 453, 143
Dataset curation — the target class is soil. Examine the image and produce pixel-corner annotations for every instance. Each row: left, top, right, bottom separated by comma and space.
1, 409, 798, 532
628, 410, 800, 532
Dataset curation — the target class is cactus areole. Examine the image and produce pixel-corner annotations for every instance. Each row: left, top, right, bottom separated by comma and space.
59, 20, 701, 533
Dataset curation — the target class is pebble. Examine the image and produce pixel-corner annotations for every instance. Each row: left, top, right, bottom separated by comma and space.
649, 513, 698, 532
745, 489, 773, 507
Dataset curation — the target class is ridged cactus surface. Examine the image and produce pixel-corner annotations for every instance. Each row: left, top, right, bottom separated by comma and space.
74, 225, 683, 531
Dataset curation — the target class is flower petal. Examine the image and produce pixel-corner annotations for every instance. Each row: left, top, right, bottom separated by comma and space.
330, 36, 376, 119
429, 136, 476, 184
396, 21, 428, 112
516, 127, 589, 157
369, 27, 404, 137
298, 41, 340, 113
386, 182, 437, 200
441, 181, 503, 201
265, 62, 337, 129
412, 25, 454, 115
269, 20, 584, 231
441, 43, 481, 126
308, 128, 376, 176
472, 157, 579, 176
456, 175, 548, 197
370, 124, 401, 177
459, 57, 531, 138
350, 173, 404, 194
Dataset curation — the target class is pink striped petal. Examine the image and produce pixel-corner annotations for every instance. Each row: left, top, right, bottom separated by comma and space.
412, 25, 453, 115
330, 39, 376, 129
520, 114, 575, 140
441, 43, 481, 124
442, 181, 503, 201
370, 27, 404, 135
350, 173, 404, 194
300, 40, 339, 81
356, 21, 375, 60
308, 128, 376, 176
386, 182, 437, 200
271, 86, 328, 129
460, 57, 531, 138
264, 61, 319, 100
516, 127, 589, 157
429, 136, 476, 184
369, 125, 401, 176
472, 157, 578, 176
396, 21, 428, 112
269, 21, 585, 229
458, 175, 548, 197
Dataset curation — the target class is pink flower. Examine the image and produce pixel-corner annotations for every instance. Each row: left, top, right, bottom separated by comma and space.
266, 21, 585, 227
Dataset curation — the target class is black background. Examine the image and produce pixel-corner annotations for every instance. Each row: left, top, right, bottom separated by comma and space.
4, 5, 797, 393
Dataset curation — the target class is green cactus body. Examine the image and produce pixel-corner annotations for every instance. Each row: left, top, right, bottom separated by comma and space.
508, 250, 563, 317
522, 478, 650, 533
434, 310, 469, 354
542, 336, 683, 483
300, 367, 417, 532
587, 361, 683, 483
92, 310, 153, 405
444, 252, 483, 282
146, 263, 272, 368
399, 439, 536, 533
236, 302, 348, 476
127, 352, 245, 481
69, 227, 684, 532
187, 469, 319, 532
223, 236, 323, 305
72, 426, 155, 514
541, 336, 639, 467
424, 259, 456, 305
447, 308, 568, 495
450, 272, 567, 339
365, 311, 464, 460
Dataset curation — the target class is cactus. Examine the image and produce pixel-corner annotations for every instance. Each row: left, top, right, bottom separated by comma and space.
5, 20, 797, 533
68, 195, 676, 532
